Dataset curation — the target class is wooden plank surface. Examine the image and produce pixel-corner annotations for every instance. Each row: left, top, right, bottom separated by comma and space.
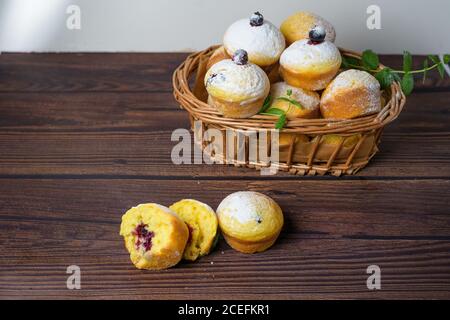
0, 53, 448, 93
0, 179, 449, 299
0, 53, 449, 299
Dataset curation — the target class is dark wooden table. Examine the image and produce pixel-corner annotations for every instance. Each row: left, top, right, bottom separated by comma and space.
0, 53, 449, 300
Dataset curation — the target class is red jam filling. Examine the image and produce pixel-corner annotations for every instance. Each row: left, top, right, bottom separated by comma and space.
186, 224, 194, 244
132, 223, 154, 251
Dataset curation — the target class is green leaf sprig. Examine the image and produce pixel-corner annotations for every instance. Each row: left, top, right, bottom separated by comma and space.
341, 50, 449, 95
259, 89, 304, 129
259, 94, 272, 113
275, 88, 304, 110
265, 108, 287, 129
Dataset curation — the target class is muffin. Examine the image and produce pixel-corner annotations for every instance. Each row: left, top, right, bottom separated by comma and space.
170, 199, 219, 261
320, 69, 381, 119
223, 12, 285, 67
279, 132, 310, 147
316, 134, 361, 148
311, 134, 363, 161
276, 132, 312, 163
279, 26, 341, 91
205, 49, 270, 118
269, 82, 320, 120
216, 191, 284, 254
280, 11, 336, 45
120, 203, 189, 270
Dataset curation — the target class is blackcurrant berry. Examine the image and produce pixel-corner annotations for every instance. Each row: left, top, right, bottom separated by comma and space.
309, 25, 326, 43
232, 49, 248, 65
249, 11, 264, 27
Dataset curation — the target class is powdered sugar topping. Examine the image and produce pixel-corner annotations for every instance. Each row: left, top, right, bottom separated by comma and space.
205, 59, 269, 103
217, 191, 271, 224
280, 39, 341, 72
224, 18, 285, 66
322, 69, 381, 114
326, 69, 380, 91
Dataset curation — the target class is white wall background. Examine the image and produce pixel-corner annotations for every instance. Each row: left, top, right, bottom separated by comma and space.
0, 0, 449, 54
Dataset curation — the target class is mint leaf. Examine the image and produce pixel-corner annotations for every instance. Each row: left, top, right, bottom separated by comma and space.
362, 50, 379, 70
262, 108, 287, 129
428, 55, 440, 64
287, 99, 303, 109
348, 57, 361, 66
392, 72, 401, 82
275, 97, 304, 109
341, 56, 361, 69
341, 57, 349, 68
286, 89, 292, 96
375, 68, 395, 89
401, 73, 414, 95
444, 54, 450, 65
437, 63, 445, 78
263, 108, 285, 116
403, 51, 412, 73
259, 94, 272, 113
428, 55, 445, 78
275, 113, 287, 130
423, 59, 429, 84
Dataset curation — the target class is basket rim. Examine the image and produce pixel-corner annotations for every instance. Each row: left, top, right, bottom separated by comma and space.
173, 45, 406, 134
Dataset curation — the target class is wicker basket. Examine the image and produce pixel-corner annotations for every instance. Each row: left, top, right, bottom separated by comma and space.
173, 45, 406, 176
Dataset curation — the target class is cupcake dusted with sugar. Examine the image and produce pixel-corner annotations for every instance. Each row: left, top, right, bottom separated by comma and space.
224, 12, 285, 67
281, 11, 336, 45
280, 26, 341, 91
217, 191, 284, 254
205, 49, 270, 118
320, 69, 381, 119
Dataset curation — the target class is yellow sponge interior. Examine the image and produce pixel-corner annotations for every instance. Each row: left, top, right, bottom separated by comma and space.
170, 199, 218, 261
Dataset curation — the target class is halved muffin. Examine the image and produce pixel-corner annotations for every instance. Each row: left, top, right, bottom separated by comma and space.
170, 199, 219, 261
120, 203, 189, 270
